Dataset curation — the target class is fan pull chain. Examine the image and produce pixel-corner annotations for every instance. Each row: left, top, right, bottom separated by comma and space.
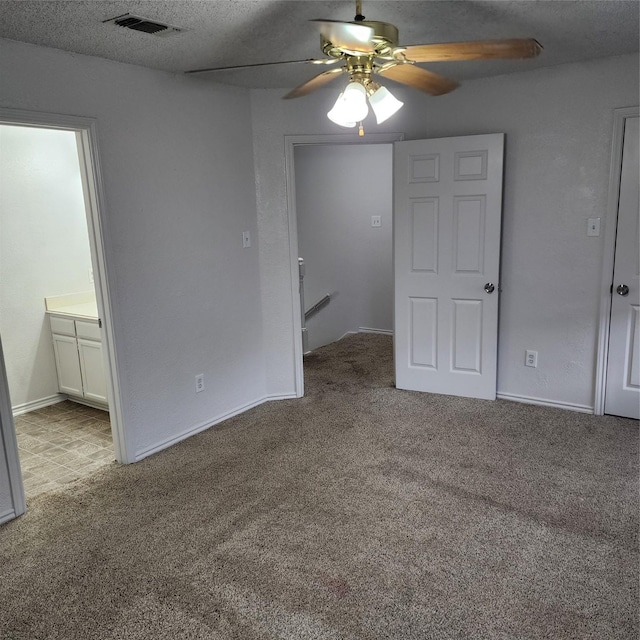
358, 123, 364, 137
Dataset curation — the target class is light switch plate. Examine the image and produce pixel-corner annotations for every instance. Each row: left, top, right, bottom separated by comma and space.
371, 216, 381, 227
242, 231, 251, 248
587, 218, 601, 237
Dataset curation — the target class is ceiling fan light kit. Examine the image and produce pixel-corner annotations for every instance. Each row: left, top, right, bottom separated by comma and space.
327, 81, 369, 128
368, 85, 404, 124
186, 1, 542, 133
327, 79, 404, 131
327, 92, 356, 128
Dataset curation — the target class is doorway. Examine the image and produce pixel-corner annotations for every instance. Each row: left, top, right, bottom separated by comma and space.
285, 133, 402, 397
295, 142, 394, 352
0, 108, 127, 519
287, 131, 504, 402
0, 123, 114, 498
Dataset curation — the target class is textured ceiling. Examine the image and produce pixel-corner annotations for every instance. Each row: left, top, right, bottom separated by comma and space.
0, 1, 637, 90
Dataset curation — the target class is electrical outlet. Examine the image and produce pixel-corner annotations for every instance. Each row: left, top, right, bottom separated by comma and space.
242, 231, 251, 248
371, 215, 381, 227
195, 374, 205, 393
525, 350, 538, 368
88, 268, 94, 284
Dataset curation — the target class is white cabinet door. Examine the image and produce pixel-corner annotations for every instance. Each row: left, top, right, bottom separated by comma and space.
78, 338, 108, 404
52, 334, 83, 396
605, 116, 640, 419
394, 134, 504, 400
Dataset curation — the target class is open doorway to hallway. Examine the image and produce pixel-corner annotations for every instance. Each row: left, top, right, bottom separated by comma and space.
294, 142, 394, 364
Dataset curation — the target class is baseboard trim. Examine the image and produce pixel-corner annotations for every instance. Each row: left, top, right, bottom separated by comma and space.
66, 398, 109, 412
311, 329, 392, 352
12, 394, 66, 416
358, 327, 393, 336
134, 394, 295, 461
497, 392, 594, 414
265, 393, 298, 401
0, 508, 18, 525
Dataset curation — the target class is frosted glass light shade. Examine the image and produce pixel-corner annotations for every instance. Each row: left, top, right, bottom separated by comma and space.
327, 81, 369, 127
368, 85, 404, 124
342, 81, 369, 121
327, 93, 356, 127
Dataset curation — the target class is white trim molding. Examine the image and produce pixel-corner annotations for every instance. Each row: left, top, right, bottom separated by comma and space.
304, 328, 392, 353
0, 338, 26, 520
359, 327, 393, 336
12, 394, 66, 417
594, 106, 639, 415
0, 508, 19, 526
497, 392, 593, 414
284, 132, 403, 399
265, 393, 299, 402
134, 394, 294, 461
0, 107, 130, 463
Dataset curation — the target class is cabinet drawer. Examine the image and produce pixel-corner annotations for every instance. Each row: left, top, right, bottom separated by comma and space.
50, 316, 76, 337
76, 320, 101, 341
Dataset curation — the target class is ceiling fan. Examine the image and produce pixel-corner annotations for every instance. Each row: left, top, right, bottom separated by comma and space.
186, 1, 542, 130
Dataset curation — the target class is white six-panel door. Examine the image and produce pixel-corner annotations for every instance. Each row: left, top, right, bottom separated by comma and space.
605, 116, 640, 419
394, 134, 504, 400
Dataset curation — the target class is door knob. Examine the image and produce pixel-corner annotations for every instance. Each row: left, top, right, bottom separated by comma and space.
484, 282, 495, 294
616, 284, 630, 296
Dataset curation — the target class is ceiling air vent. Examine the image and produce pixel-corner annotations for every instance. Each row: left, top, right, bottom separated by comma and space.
103, 13, 185, 37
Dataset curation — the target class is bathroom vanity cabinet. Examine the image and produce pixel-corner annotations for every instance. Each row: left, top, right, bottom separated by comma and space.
48, 312, 108, 409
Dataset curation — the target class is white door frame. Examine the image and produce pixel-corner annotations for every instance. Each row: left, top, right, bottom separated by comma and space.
594, 105, 639, 415
0, 337, 25, 522
0, 107, 130, 463
285, 132, 403, 397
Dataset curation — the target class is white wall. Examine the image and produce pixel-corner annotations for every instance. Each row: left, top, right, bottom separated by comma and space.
0, 125, 94, 411
251, 54, 639, 410
295, 143, 392, 350
0, 38, 265, 460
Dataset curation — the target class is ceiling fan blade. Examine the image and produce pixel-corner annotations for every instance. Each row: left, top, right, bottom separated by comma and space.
401, 39, 542, 63
185, 58, 338, 75
311, 19, 375, 53
284, 67, 346, 99
377, 64, 459, 96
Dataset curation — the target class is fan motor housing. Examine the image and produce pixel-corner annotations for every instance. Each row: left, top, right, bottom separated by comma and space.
321, 20, 399, 58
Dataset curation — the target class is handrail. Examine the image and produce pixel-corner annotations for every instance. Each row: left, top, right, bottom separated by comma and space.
305, 294, 331, 320
299, 256, 332, 353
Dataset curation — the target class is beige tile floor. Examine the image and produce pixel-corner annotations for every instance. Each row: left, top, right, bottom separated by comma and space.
15, 400, 114, 500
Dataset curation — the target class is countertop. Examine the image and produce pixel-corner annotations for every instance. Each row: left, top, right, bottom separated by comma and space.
45, 292, 99, 320
46, 301, 98, 319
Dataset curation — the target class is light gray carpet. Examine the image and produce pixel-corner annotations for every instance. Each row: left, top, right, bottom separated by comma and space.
1, 334, 637, 640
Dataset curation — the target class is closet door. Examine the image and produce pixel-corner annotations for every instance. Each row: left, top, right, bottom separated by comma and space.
605, 116, 640, 419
